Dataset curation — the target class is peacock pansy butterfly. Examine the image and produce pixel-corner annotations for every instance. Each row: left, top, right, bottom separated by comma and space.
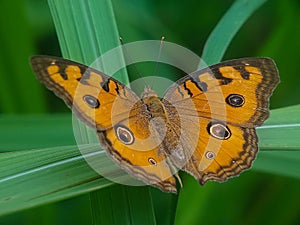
30, 55, 279, 193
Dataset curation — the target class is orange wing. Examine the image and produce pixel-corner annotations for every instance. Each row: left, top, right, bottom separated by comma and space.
30, 56, 177, 192
30, 56, 138, 130
98, 115, 178, 192
163, 58, 279, 184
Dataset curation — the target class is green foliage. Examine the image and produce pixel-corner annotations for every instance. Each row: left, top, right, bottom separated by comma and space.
0, 0, 300, 224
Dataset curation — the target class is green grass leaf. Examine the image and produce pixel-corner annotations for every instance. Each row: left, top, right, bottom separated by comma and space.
0, 145, 112, 216
90, 186, 156, 225
254, 105, 300, 178
46, 1, 156, 224
0, 114, 74, 152
199, 0, 267, 67
258, 105, 300, 150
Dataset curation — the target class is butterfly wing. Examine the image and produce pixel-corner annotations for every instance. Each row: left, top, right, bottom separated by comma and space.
30, 56, 177, 192
163, 58, 279, 184
98, 116, 178, 192
30, 56, 138, 130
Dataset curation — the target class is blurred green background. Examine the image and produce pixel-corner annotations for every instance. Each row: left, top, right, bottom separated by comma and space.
0, 0, 300, 224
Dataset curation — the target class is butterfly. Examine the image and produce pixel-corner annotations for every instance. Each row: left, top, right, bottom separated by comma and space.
30, 55, 279, 193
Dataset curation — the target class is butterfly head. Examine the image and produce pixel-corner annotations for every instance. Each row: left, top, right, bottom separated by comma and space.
141, 86, 158, 99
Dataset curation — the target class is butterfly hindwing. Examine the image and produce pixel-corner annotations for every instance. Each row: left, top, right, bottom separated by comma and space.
180, 117, 258, 184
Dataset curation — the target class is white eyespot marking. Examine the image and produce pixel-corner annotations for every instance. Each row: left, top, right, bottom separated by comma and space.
207, 122, 231, 140
115, 125, 134, 145
148, 158, 157, 166
205, 151, 215, 160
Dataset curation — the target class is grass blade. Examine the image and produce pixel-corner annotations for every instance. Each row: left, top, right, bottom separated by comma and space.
91, 186, 156, 225
258, 105, 300, 150
0, 145, 112, 216
199, 0, 267, 67
0, 114, 74, 152
47, 1, 156, 224
254, 105, 300, 178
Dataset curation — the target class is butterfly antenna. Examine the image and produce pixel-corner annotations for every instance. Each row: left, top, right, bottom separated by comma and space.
119, 37, 147, 87
149, 36, 165, 90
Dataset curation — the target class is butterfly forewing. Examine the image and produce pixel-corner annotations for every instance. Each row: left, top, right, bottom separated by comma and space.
164, 58, 279, 126
30, 56, 140, 130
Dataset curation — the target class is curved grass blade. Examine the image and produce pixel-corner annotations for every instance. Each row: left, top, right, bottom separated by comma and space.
199, 0, 267, 68
0, 145, 113, 216
254, 105, 300, 178
47, 1, 156, 225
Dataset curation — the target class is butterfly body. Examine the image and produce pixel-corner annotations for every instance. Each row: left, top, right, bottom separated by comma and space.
30, 56, 279, 193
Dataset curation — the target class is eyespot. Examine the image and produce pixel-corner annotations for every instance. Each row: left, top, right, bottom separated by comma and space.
115, 125, 134, 145
205, 151, 215, 160
207, 122, 231, 140
83, 95, 100, 108
148, 158, 157, 166
226, 94, 245, 107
